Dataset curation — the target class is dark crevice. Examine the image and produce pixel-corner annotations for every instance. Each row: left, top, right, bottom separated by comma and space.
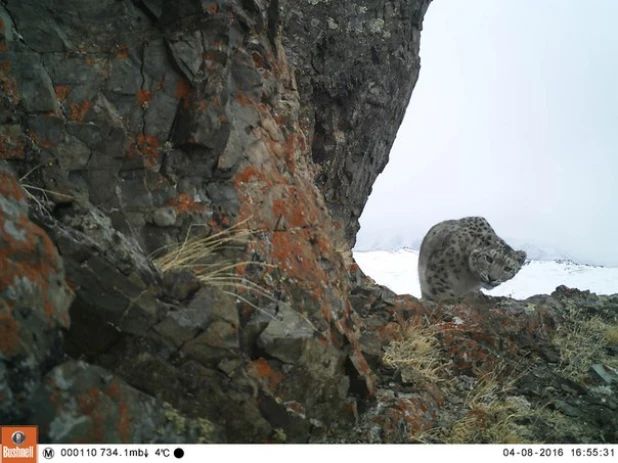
266, 0, 279, 51
132, 0, 162, 24
138, 43, 149, 136
344, 356, 371, 400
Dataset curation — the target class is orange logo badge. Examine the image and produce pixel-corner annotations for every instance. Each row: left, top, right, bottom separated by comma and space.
1, 426, 38, 463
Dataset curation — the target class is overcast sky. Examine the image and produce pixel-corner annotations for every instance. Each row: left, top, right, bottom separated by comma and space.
356, 0, 618, 267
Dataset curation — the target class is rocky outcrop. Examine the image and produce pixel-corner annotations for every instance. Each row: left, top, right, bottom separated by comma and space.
0, 0, 430, 442
2, 0, 617, 444
284, 1, 429, 242
349, 281, 618, 443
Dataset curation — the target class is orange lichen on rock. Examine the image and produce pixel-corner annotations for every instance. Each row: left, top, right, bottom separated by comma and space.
43, 365, 141, 443
0, 170, 26, 202
0, 172, 72, 363
128, 133, 160, 167
251, 51, 264, 68
348, 344, 375, 396
0, 127, 26, 159
115, 45, 129, 60
439, 322, 499, 374
233, 165, 272, 190
271, 230, 321, 280
27, 130, 53, 149
0, 60, 20, 103
69, 99, 92, 121
74, 388, 107, 442
0, 208, 70, 321
234, 92, 255, 107
377, 322, 402, 344
346, 262, 360, 273
175, 77, 191, 109
105, 378, 132, 443
137, 88, 152, 106
54, 85, 72, 102
250, 358, 283, 393
167, 193, 206, 215
206, 2, 219, 14
271, 188, 318, 229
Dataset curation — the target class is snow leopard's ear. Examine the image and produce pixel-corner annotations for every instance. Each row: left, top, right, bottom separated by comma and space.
515, 250, 527, 266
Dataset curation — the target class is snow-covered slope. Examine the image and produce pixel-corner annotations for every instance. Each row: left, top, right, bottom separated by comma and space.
354, 236, 577, 263
353, 249, 618, 299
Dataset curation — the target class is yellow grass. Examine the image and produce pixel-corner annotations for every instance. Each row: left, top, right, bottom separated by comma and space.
382, 317, 446, 385
553, 301, 618, 380
152, 219, 282, 320
444, 366, 531, 444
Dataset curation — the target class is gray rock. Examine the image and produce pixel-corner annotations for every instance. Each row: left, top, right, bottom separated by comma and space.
3, 53, 58, 113
0, 169, 73, 423
29, 360, 224, 443
153, 207, 177, 227
284, 0, 431, 244
257, 304, 314, 364
589, 364, 618, 385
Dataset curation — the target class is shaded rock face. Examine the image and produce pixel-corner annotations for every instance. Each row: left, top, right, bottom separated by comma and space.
284, 1, 430, 242
0, 0, 431, 442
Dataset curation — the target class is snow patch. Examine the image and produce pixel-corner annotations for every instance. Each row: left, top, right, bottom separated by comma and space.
353, 249, 618, 299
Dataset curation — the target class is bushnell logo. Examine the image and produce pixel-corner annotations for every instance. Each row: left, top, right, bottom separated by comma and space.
1, 425, 38, 462
11, 431, 26, 446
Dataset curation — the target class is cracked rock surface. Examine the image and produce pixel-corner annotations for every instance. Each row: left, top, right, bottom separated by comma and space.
0, 0, 430, 442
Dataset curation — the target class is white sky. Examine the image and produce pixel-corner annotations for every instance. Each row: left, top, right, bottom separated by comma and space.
356, 0, 618, 267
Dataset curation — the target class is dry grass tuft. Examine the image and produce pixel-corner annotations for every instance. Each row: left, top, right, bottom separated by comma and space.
553, 302, 618, 380
153, 219, 255, 280
152, 219, 278, 318
444, 366, 532, 444
603, 325, 618, 344
410, 361, 547, 444
18, 164, 75, 215
382, 318, 446, 385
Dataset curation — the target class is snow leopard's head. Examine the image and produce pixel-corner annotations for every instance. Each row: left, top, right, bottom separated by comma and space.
469, 243, 526, 288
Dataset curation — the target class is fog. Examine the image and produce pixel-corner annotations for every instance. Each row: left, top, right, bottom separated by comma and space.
356, 0, 618, 267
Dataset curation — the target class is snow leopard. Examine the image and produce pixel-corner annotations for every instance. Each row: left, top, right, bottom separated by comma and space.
418, 217, 527, 301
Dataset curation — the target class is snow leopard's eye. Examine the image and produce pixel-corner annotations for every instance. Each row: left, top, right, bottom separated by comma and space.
485, 255, 493, 264
504, 266, 512, 273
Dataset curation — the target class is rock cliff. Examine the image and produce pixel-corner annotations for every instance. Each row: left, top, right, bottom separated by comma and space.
2, 0, 617, 443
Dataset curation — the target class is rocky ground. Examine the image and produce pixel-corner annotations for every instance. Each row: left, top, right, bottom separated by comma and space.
349, 269, 618, 443
1, 0, 617, 443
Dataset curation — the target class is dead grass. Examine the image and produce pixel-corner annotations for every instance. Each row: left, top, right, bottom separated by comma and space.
383, 316, 535, 443
410, 361, 548, 444
153, 219, 255, 280
603, 325, 618, 344
443, 366, 532, 444
382, 317, 446, 385
18, 163, 75, 215
152, 219, 280, 319
553, 301, 618, 381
